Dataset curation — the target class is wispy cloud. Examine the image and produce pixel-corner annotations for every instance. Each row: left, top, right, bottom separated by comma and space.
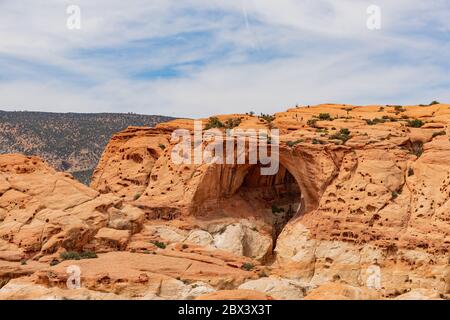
0, 0, 449, 117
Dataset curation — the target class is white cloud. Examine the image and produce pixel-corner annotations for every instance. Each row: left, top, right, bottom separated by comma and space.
0, 0, 449, 117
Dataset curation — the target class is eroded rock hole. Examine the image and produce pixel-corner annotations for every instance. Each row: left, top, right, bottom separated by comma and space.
195, 163, 303, 252
237, 164, 302, 241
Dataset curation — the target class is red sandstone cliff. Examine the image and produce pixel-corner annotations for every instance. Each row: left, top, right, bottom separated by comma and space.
0, 104, 449, 300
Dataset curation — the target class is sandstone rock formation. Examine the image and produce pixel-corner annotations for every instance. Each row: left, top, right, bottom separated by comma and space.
0, 104, 449, 299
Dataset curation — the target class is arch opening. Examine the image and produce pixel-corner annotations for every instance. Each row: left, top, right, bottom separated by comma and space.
193, 161, 304, 246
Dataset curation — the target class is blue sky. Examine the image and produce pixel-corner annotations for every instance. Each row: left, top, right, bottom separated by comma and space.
0, 0, 449, 117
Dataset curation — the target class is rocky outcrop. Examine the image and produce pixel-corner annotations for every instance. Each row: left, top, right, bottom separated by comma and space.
1, 104, 450, 299
91, 127, 171, 200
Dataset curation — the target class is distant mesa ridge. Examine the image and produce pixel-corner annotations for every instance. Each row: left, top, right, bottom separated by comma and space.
0, 110, 174, 184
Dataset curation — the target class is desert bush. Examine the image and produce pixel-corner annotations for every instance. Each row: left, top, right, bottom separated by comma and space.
407, 119, 424, 128
60, 250, 98, 261
271, 204, 285, 214
318, 113, 333, 121
224, 118, 242, 129
151, 241, 166, 249
286, 139, 304, 147
258, 113, 276, 123
329, 128, 351, 143
307, 119, 318, 127
241, 263, 254, 271
204, 117, 224, 130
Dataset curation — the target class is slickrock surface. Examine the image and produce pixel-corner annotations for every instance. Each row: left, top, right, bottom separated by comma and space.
1, 104, 449, 299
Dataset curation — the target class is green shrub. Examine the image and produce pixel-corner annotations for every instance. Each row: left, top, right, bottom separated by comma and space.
224, 118, 242, 129
158, 144, 166, 150
394, 105, 406, 112
241, 263, 254, 271
60, 250, 97, 261
258, 113, 276, 123
318, 113, 333, 121
329, 128, 351, 143
133, 193, 141, 200
407, 119, 424, 128
49, 259, 59, 266
151, 241, 166, 249
271, 204, 284, 214
366, 117, 391, 125
60, 251, 81, 260
79, 251, 98, 259
204, 117, 224, 130
286, 139, 304, 147
307, 119, 318, 128
429, 101, 440, 105
339, 128, 350, 135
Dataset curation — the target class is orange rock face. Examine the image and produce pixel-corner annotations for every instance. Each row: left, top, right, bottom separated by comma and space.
1, 104, 450, 300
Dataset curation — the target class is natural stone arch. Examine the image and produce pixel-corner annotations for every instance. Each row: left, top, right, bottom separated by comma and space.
189, 145, 342, 240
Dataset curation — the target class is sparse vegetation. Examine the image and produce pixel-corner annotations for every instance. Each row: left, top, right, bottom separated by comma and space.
133, 193, 141, 200
151, 241, 166, 249
408, 168, 414, 176
344, 108, 353, 118
158, 144, 166, 150
410, 142, 424, 158
317, 113, 333, 121
271, 204, 285, 214
407, 119, 424, 128
0, 111, 173, 185
394, 105, 406, 113
204, 117, 224, 130
49, 259, 59, 266
258, 113, 276, 123
60, 250, 98, 261
366, 118, 387, 125
329, 128, 351, 143
429, 101, 440, 105
312, 138, 326, 145
241, 263, 255, 271
307, 118, 318, 128
224, 118, 242, 129
286, 139, 304, 147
